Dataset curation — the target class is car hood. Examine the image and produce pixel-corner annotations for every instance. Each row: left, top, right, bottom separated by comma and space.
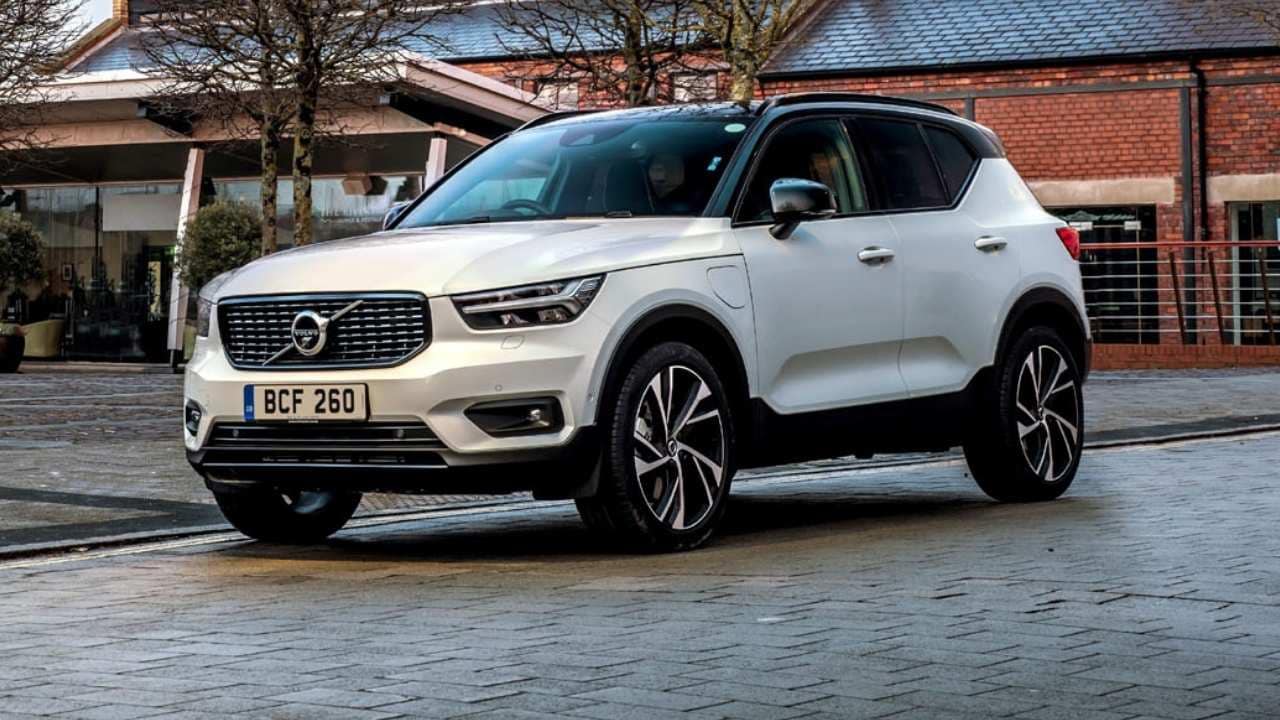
214, 217, 737, 299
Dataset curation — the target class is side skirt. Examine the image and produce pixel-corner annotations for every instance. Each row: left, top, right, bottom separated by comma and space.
741, 369, 992, 468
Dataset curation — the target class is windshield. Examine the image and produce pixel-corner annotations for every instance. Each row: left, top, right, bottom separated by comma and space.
397, 116, 754, 228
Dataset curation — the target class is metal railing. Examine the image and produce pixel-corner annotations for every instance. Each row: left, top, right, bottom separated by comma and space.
1078, 241, 1280, 346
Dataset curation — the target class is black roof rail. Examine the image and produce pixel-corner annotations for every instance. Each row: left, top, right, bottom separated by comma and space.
516, 108, 604, 132
758, 92, 958, 117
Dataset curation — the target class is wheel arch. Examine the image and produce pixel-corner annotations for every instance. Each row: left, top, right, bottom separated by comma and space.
592, 304, 752, 431
996, 287, 1092, 379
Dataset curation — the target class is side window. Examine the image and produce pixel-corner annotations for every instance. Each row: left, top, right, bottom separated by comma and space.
924, 126, 978, 200
738, 119, 868, 223
855, 117, 948, 210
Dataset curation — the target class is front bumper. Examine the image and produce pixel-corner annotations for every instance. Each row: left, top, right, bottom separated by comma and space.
185, 296, 612, 498
189, 425, 602, 499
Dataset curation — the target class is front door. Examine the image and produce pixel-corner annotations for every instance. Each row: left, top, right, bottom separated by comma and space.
733, 117, 908, 414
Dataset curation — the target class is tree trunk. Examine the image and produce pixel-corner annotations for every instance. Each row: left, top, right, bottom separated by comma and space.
622, 7, 647, 106
259, 124, 280, 255
728, 66, 757, 104
291, 98, 316, 246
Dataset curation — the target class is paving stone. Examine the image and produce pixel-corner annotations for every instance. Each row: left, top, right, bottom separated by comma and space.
571, 686, 725, 711
1, 428, 1279, 720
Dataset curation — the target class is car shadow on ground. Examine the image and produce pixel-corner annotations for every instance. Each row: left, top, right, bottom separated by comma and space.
212, 479, 1101, 565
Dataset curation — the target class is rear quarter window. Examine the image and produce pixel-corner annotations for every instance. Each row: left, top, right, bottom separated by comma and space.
924, 125, 979, 201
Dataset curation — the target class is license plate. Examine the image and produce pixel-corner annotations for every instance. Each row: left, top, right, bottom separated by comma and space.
244, 384, 368, 422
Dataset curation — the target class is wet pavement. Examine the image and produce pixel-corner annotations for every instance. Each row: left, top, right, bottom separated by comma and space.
1, 430, 1277, 719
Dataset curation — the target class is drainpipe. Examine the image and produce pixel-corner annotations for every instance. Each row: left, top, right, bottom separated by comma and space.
1193, 61, 1210, 244
1183, 59, 1211, 341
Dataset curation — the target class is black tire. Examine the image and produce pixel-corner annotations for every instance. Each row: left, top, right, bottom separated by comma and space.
963, 326, 1084, 502
213, 487, 361, 543
576, 341, 736, 552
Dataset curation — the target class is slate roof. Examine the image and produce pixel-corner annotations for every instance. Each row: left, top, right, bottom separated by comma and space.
765, 0, 1279, 77
72, 0, 1278, 77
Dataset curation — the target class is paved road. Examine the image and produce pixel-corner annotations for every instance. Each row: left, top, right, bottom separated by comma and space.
1, 431, 1277, 719
3, 368, 1280, 553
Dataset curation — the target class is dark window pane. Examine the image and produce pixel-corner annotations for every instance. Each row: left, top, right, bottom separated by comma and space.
924, 126, 978, 199
856, 118, 947, 210
739, 119, 867, 222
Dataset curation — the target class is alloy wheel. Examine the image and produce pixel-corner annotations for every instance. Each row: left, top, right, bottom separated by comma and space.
1015, 345, 1081, 483
632, 364, 726, 531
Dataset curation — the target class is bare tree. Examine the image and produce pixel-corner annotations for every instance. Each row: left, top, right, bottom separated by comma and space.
1215, 0, 1280, 36
693, 0, 819, 103
495, 0, 704, 108
279, 0, 460, 245
143, 0, 298, 255
143, 0, 459, 249
0, 0, 84, 173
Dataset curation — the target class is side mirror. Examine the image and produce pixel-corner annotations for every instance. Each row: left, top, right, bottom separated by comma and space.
382, 201, 411, 231
768, 178, 836, 240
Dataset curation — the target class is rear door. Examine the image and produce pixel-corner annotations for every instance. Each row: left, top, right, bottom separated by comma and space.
852, 116, 1022, 396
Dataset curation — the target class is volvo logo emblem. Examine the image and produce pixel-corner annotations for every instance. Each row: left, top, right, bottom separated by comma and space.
261, 299, 364, 366
291, 310, 328, 357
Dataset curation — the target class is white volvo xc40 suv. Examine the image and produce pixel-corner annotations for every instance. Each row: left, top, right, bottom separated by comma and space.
185, 94, 1090, 551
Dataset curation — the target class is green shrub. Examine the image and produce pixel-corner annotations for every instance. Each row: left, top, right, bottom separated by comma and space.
178, 201, 262, 291
0, 212, 45, 297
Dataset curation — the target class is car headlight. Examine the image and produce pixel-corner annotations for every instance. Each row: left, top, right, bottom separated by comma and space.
196, 296, 215, 337
452, 275, 604, 329
195, 271, 234, 338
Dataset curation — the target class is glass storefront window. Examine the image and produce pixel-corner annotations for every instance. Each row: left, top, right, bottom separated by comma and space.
3, 184, 181, 361
1229, 201, 1280, 346
214, 175, 423, 247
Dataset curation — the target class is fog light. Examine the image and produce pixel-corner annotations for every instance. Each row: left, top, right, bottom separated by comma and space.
185, 401, 203, 436
466, 397, 563, 436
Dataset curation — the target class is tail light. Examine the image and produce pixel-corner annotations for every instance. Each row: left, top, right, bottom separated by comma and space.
1056, 226, 1081, 260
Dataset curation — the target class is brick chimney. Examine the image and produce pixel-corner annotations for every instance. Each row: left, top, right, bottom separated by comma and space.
112, 0, 129, 21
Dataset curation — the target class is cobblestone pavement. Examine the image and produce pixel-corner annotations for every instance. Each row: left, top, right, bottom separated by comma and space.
2, 368, 1280, 552
1, 431, 1278, 719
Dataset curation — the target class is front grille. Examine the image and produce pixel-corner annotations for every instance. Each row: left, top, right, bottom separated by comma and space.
202, 421, 447, 469
219, 292, 430, 369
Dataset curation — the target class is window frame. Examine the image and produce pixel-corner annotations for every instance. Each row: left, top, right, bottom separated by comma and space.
846, 113, 981, 215
730, 113, 875, 228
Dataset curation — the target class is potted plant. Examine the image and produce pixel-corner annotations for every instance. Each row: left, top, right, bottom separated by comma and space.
0, 213, 45, 373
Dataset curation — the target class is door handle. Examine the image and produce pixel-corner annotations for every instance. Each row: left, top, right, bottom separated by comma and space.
975, 236, 1008, 252
858, 247, 896, 265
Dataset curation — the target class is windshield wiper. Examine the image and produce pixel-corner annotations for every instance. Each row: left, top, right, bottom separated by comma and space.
458, 215, 492, 224
603, 210, 634, 218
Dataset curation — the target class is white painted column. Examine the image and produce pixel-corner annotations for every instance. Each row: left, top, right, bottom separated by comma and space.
425, 136, 448, 187
166, 146, 206, 362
